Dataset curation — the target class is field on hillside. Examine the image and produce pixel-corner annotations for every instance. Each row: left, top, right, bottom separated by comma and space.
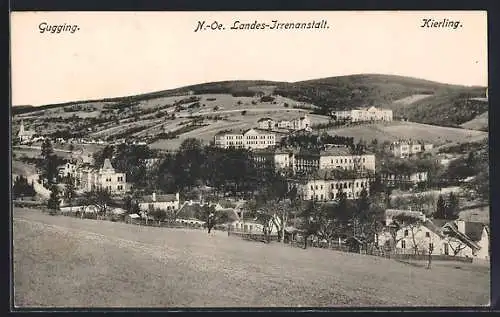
149, 110, 330, 150
460, 111, 488, 131
13, 208, 490, 308
390, 94, 433, 106
324, 121, 487, 146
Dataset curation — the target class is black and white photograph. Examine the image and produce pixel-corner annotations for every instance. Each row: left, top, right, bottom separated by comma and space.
10, 11, 490, 308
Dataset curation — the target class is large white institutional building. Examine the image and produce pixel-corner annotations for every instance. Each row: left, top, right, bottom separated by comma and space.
214, 128, 276, 150
331, 106, 393, 122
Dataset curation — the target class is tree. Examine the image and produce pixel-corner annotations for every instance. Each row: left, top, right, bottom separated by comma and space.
41, 138, 54, 159
434, 195, 447, 219
446, 192, 460, 220
84, 188, 112, 220
392, 214, 423, 255
47, 185, 61, 211
12, 175, 36, 199
149, 207, 167, 225
63, 175, 76, 212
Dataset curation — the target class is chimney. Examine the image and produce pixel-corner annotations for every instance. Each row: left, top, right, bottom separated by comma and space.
152, 192, 156, 202
456, 220, 466, 234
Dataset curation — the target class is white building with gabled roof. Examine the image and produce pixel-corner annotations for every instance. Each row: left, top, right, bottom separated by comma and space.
214, 128, 275, 150
331, 106, 393, 123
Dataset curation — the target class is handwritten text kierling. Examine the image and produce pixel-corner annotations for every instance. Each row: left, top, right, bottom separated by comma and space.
194, 20, 330, 32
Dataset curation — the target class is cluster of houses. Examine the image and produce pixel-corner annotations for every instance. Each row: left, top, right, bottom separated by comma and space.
390, 139, 434, 158
58, 158, 129, 194
16, 120, 41, 144
213, 114, 312, 150
257, 114, 312, 132
331, 106, 393, 123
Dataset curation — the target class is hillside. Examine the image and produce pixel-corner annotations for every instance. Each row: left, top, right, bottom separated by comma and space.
319, 121, 487, 146
11, 74, 488, 147
460, 111, 488, 131
393, 92, 488, 127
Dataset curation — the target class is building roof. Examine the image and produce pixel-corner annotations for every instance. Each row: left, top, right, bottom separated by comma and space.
141, 193, 178, 203
464, 222, 486, 242
319, 147, 352, 156
442, 221, 482, 250
257, 117, 274, 122
385, 209, 426, 220
422, 219, 447, 239
102, 158, 114, 170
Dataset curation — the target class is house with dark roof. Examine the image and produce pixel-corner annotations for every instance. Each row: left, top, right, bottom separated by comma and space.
441, 220, 490, 260
379, 210, 490, 260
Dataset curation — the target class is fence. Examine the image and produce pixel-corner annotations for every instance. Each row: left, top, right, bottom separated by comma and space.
39, 208, 209, 230
229, 232, 474, 262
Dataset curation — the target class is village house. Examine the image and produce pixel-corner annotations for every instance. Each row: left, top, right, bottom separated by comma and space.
138, 192, 180, 212
289, 171, 373, 201
257, 114, 312, 132
16, 120, 36, 143
214, 128, 276, 150
331, 106, 393, 123
379, 210, 490, 260
57, 161, 78, 180
75, 159, 128, 194
390, 140, 434, 158
381, 171, 428, 186
257, 117, 275, 130
441, 220, 490, 260
276, 114, 312, 131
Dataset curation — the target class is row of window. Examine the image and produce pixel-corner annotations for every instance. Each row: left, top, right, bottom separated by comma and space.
310, 181, 369, 191
105, 176, 124, 182
310, 191, 361, 200
326, 157, 367, 164
401, 240, 433, 250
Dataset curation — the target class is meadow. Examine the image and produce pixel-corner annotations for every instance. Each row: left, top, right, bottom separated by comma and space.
13, 208, 490, 308
323, 121, 487, 146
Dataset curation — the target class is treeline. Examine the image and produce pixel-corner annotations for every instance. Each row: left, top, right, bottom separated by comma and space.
395, 91, 488, 127
279, 132, 359, 152
93, 139, 287, 200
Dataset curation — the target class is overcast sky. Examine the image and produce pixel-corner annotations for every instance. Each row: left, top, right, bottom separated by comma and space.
11, 11, 487, 106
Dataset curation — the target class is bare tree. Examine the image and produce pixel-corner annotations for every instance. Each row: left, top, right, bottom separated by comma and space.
393, 214, 424, 255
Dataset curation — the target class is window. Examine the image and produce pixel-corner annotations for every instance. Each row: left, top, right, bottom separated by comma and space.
118, 176, 123, 182
315, 185, 318, 190
429, 243, 434, 251
404, 230, 409, 237
117, 185, 123, 190
401, 240, 406, 249
425, 232, 430, 238
320, 185, 323, 190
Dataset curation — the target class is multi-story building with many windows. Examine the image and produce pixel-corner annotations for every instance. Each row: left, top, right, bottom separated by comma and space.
75, 159, 128, 194
252, 145, 375, 174
214, 128, 276, 150
288, 170, 373, 201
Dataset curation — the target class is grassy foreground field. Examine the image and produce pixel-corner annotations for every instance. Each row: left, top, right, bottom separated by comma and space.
13, 208, 490, 308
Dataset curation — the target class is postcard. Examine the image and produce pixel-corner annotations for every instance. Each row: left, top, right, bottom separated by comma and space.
11, 11, 489, 308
